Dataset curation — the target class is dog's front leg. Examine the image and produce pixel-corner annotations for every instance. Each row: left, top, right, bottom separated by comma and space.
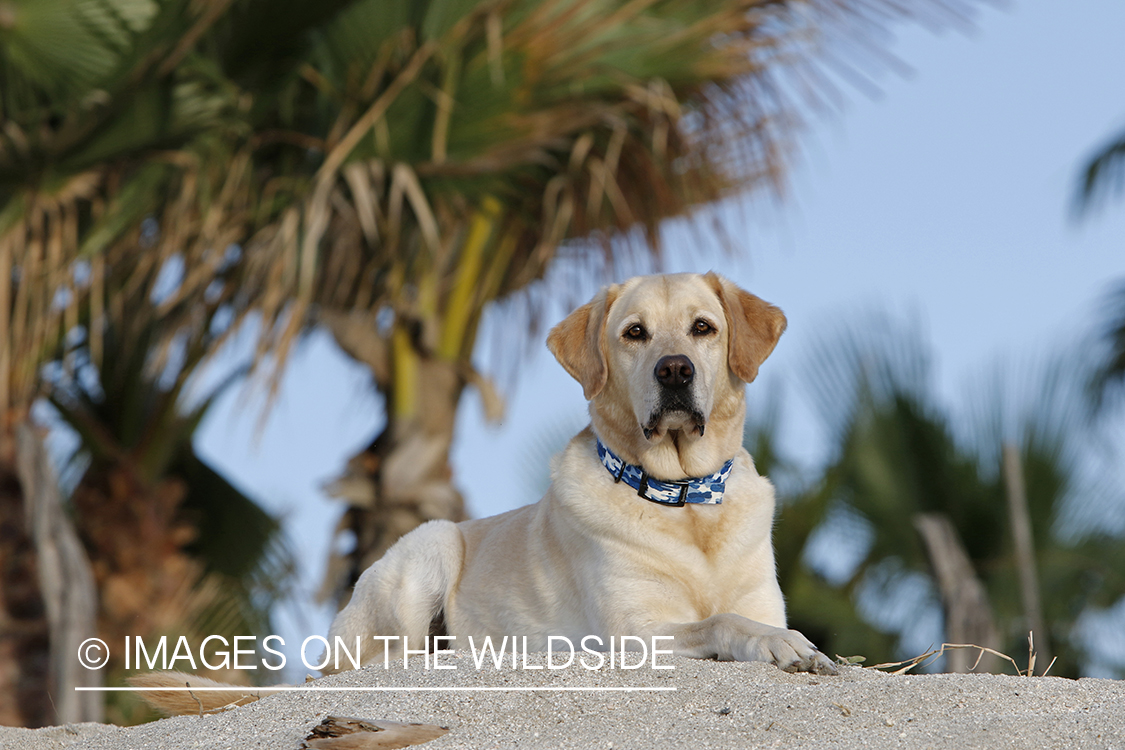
646, 613, 838, 675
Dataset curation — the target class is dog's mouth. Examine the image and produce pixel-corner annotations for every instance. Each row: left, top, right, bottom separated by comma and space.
642, 404, 707, 441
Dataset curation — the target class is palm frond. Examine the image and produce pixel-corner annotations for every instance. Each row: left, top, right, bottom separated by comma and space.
798, 309, 934, 446
1090, 281, 1125, 411
1074, 127, 1125, 216
0, 0, 256, 421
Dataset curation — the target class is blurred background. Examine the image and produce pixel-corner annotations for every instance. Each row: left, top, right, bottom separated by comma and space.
2, 0, 1123, 729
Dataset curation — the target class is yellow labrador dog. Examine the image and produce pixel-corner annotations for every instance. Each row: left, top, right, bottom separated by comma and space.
328, 272, 834, 673
137, 272, 833, 714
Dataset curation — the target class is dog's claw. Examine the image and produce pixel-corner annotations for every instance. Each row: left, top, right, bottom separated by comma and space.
697, 424, 705, 437
643, 427, 654, 440
812, 653, 839, 675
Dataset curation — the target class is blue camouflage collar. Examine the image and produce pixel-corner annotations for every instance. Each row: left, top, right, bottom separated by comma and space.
595, 438, 734, 507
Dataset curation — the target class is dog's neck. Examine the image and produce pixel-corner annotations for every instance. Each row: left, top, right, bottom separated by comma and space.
590, 390, 746, 481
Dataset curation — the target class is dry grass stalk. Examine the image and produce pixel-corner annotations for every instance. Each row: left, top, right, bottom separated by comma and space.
864, 631, 1059, 677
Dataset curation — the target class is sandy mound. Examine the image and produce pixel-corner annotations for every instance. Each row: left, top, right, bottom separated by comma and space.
5, 654, 1123, 749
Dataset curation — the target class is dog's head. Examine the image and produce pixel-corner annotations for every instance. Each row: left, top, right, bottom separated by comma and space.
548, 273, 786, 478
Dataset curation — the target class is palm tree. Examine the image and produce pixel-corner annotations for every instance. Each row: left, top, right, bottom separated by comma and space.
0, 0, 312, 724
0, 1, 222, 724
44, 266, 293, 724
777, 315, 1125, 676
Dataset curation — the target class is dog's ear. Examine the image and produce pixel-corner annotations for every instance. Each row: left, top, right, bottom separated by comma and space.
706, 272, 786, 383
547, 286, 619, 399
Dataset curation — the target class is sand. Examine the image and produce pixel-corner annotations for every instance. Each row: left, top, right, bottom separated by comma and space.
5, 654, 1124, 750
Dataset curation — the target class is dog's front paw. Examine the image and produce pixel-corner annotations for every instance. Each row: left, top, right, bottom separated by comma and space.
742, 626, 839, 676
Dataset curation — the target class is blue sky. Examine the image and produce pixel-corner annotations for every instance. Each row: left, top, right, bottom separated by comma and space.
194, 0, 1125, 675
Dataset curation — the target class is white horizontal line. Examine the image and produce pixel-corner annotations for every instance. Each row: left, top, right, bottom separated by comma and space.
76, 686, 676, 692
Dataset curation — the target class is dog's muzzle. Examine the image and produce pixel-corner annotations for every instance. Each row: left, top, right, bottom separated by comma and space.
643, 355, 706, 440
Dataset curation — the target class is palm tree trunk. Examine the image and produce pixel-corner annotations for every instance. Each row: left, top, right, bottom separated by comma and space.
0, 422, 101, 727
318, 204, 507, 605
0, 426, 52, 727
323, 339, 468, 604
14, 424, 102, 724
914, 512, 1001, 673
1002, 444, 1052, 670
71, 463, 202, 663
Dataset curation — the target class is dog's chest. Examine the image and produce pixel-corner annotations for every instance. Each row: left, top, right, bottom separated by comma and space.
636, 502, 732, 559
616, 493, 775, 620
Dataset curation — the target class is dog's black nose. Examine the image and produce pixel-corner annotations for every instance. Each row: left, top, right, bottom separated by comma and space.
655, 355, 694, 387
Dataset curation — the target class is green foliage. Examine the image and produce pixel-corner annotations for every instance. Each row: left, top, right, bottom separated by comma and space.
0, 0, 159, 97
756, 316, 1125, 676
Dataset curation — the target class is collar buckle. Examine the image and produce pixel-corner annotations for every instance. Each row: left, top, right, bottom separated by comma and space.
637, 472, 688, 507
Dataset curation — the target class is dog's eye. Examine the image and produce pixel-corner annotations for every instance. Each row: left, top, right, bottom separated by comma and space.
623, 324, 647, 341
692, 319, 715, 336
